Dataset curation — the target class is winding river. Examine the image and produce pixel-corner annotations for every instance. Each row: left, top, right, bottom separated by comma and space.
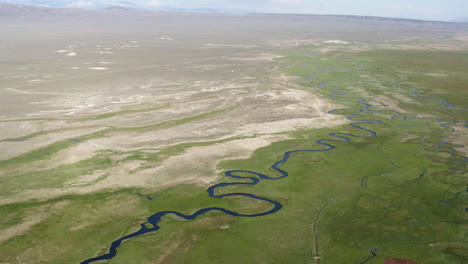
80, 86, 467, 263
71, 56, 468, 263
81, 97, 386, 264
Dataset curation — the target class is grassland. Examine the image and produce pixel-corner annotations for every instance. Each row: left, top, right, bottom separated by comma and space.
0, 13, 467, 264
62, 105, 464, 263
89, 44, 467, 263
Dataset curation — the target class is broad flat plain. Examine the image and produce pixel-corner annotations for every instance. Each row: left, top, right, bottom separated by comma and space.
0, 6, 467, 264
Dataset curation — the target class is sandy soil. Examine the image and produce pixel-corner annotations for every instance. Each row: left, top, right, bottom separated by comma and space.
0, 53, 347, 205
0, 8, 467, 258
0, 126, 108, 160
0, 135, 287, 204
6, 13, 439, 208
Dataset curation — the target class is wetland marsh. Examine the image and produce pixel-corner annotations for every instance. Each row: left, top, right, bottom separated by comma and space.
0, 5, 467, 264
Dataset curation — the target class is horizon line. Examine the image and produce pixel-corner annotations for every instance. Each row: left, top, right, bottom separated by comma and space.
1, 1, 466, 23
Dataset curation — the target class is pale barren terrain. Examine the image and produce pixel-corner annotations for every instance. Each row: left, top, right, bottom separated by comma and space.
0, 4, 467, 264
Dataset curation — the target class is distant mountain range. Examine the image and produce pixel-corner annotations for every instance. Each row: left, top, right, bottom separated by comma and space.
0, 1, 150, 10
0, 0, 248, 13
0, 1, 465, 22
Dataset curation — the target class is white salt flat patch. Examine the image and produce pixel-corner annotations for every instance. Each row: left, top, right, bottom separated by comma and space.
324, 40, 349, 44
88, 67, 109, 70
66, 52, 77, 56
97, 51, 114, 54
99, 62, 112, 64
56, 50, 68, 53
28, 79, 43, 83
156, 36, 174, 41
71, 67, 80, 70
205, 43, 256, 48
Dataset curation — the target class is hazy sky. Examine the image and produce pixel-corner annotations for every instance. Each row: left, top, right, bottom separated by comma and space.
9, 0, 468, 21
150, 0, 467, 21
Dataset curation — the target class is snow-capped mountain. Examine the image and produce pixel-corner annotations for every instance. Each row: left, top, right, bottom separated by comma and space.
0, 0, 249, 14
0, 0, 145, 10
67, 1, 95, 9
107, 1, 144, 10
1, 0, 95, 9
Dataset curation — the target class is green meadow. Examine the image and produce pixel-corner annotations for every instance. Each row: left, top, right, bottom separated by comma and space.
0, 45, 466, 264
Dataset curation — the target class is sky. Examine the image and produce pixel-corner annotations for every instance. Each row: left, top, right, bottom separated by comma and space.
6, 0, 468, 21
151, 0, 468, 21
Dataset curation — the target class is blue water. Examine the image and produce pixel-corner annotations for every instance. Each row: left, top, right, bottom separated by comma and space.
416, 168, 427, 180
113, 190, 156, 201
81, 98, 385, 264
0, 54, 463, 263
76, 58, 465, 263
81, 82, 467, 264
359, 250, 377, 264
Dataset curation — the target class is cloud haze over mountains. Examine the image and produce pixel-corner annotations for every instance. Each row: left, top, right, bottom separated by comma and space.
1, 0, 467, 21
0, 1, 148, 9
